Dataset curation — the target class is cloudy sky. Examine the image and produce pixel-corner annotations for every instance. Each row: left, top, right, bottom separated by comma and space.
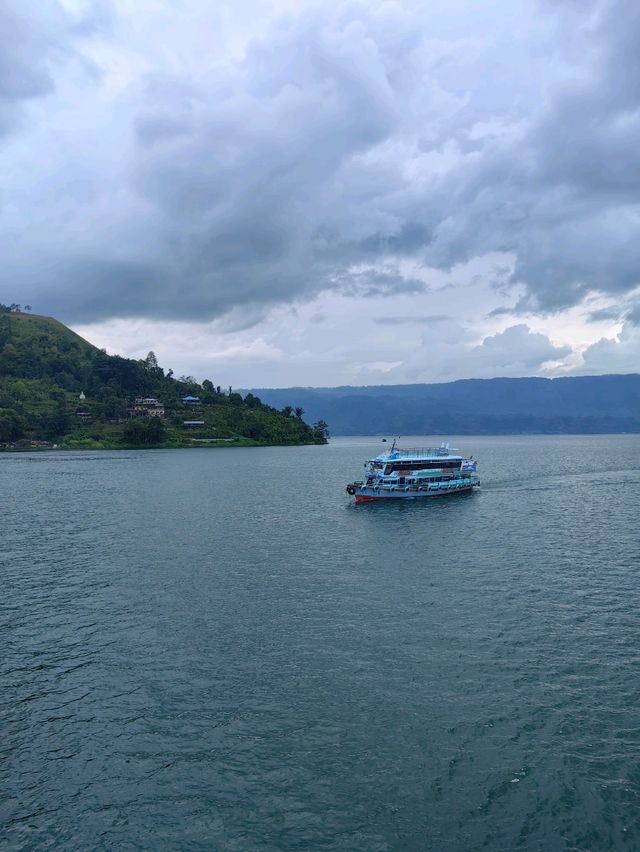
1, 0, 639, 386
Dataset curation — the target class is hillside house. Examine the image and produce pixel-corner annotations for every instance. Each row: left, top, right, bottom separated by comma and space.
131, 397, 165, 417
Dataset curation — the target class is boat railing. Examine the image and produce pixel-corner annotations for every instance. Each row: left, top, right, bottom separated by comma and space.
391, 446, 459, 457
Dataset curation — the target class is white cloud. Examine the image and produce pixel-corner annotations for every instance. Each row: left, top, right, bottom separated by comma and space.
74, 266, 579, 386
580, 323, 640, 374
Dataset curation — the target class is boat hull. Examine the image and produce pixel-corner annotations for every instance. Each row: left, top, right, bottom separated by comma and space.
353, 482, 478, 502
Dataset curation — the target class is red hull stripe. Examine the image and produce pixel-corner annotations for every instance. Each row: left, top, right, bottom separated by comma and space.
354, 489, 473, 502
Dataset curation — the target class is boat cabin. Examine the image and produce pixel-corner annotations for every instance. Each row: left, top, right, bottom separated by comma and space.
365, 444, 464, 484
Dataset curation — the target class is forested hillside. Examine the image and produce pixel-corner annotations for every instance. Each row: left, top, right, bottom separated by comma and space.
0, 308, 328, 449
250, 375, 640, 435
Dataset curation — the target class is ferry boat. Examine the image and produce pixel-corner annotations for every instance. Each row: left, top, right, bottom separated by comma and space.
346, 441, 479, 503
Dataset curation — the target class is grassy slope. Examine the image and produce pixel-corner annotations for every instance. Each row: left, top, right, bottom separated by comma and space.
9, 311, 95, 348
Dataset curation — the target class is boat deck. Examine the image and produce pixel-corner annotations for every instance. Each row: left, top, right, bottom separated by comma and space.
372, 446, 462, 462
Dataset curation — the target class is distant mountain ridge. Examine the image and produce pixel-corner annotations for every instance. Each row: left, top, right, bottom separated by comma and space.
248, 375, 640, 435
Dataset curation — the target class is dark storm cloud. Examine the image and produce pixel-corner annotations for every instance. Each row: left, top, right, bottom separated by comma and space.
358, 222, 432, 255
116, 7, 405, 321
626, 303, 640, 327
587, 306, 624, 323
0, 1, 63, 134
422, 0, 640, 312
0, 1, 107, 136
337, 270, 426, 298
1, 0, 639, 324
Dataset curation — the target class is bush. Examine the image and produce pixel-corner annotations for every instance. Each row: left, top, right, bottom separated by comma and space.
123, 417, 166, 445
0, 408, 27, 442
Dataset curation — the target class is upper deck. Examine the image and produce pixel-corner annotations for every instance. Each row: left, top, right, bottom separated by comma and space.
371, 444, 463, 464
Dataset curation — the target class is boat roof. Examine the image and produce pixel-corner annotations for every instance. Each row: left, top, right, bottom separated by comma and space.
370, 445, 463, 463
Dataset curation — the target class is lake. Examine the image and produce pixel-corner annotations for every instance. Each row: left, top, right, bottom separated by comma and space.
3, 435, 640, 850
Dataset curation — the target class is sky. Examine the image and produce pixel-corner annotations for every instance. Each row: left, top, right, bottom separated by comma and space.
1, 0, 639, 387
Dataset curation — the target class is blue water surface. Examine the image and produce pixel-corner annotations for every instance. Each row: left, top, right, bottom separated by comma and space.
2, 436, 640, 850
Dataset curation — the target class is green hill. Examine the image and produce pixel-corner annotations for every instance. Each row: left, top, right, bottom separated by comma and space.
0, 307, 328, 450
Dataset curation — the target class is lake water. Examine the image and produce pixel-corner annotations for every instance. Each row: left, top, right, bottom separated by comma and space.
3, 435, 640, 851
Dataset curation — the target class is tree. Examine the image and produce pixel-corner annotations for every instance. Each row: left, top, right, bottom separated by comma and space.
281, 405, 293, 418
202, 379, 214, 392
0, 408, 26, 442
146, 417, 165, 443
244, 392, 261, 408
123, 417, 166, 446
294, 407, 304, 420
0, 316, 10, 348
11, 380, 28, 400
144, 351, 158, 370
1, 343, 18, 361
312, 420, 330, 443
103, 394, 127, 418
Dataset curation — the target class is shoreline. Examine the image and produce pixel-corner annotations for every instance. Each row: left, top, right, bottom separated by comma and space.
0, 439, 327, 453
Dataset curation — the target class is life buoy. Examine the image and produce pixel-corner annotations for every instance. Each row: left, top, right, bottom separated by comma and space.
346, 485, 356, 495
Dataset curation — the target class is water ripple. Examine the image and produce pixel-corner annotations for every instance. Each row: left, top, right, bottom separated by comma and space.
2, 437, 640, 850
